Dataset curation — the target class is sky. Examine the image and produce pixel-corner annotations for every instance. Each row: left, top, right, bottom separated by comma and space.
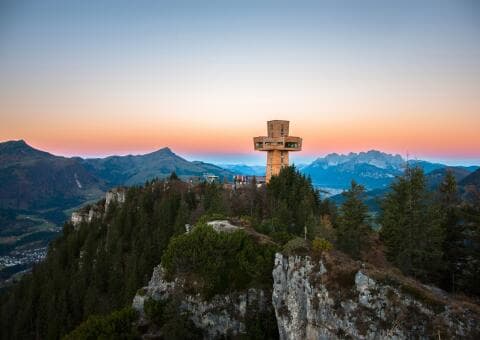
1, 0, 479, 165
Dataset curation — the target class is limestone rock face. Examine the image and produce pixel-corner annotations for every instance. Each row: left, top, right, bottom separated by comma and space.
105, 188, 126, 212
70, 211, 86, 226
206, 220, 243, 233
70, 206, 102, 228
70, 188, 126, 227
132, 264, 270, 339
272, 253, 480, 340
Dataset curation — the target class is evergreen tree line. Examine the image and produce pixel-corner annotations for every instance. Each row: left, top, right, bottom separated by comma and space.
0, 176, 224, 339
331, 167, 480, 297
0, 169, 320, 339
1, 166, 479, 339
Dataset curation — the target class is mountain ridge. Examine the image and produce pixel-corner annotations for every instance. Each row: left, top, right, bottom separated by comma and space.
302, 150, 478, 191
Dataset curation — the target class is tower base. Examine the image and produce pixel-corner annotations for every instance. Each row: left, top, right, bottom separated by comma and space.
266, 150, 289, 182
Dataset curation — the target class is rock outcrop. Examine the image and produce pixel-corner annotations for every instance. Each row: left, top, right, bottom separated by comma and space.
70, 206, 102, 227
105, 187, 126, 212
70, 188, 126, 227
132, 264, 270, 339
272, 252, 480, 340
206, 220, 243, 233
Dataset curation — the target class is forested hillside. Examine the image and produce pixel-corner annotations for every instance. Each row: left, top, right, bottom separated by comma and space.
0, 168, 319, 339
1, 166, 479, 339
0, 140, 235, 285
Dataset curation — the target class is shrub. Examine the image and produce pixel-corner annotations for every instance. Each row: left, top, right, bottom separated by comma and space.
64, 307, 138, 340
144, 298, 168, 325
161, 225, 278, 298
282, 237, 310, 256
271, 231, 295, 246
160, 313, 202, 340
145, 297, 203, 339
313, 215, 336, 242
312, 237, 333, 256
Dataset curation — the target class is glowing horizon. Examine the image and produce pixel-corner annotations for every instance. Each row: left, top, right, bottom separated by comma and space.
1, 1, 479, 166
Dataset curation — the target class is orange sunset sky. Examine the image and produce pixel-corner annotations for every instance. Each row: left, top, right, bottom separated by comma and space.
1, 1, 479, 165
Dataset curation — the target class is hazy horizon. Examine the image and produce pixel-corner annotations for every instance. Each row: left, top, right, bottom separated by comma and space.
1, 1, 479, 165
3, 138, 479, 167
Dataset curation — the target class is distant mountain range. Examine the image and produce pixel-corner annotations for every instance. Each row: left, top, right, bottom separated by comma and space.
2, 142, 477, 216
82, 147, 233, 187
301, 150, 403, 190
301, 150, 478, 192
225, 150, 479, 197
0, 140, 233, 213
329, 163, 480, 212
0, 140, 105, 212
218, 164, 266, 177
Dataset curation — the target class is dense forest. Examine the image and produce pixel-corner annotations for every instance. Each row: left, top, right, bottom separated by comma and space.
1, 166, 479, 339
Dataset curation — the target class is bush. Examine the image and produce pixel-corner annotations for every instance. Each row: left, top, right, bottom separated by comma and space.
160, 313, 202, 340
64, 307, 138, 340
144, 298, 168, 325
271, 231, 295, 246
282, 237, 310, 256
161, 225, 278, 298
144, 297, 203, 339
313, 215, 336, 242
312, 237, 333, 256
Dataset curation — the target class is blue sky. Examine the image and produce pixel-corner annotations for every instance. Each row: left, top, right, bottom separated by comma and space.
1, 0, 479, 165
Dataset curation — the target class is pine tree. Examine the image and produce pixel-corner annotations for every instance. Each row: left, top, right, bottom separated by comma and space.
437, 170, 463, 292
380, 167, 445, 282
169, 171, 179, 181
457, 202, 480, 296
336, 181, 370, 259
266, 166, 320, 236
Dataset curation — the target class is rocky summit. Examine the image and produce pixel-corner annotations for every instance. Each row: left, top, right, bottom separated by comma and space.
131, 227, 480, 339
272, 253, 480, 340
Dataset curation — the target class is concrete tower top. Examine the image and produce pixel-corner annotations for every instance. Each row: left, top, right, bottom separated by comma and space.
267, 120, 289, 138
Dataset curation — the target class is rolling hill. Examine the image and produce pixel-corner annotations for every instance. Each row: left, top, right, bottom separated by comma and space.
0, 140, 234, 214
82, 147, 233, 186
460, 168, 480, 187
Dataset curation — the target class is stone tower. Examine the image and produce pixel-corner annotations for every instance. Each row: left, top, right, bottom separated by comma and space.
253, 120, 302, 182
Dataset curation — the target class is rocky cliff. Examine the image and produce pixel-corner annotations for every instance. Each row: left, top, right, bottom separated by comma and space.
130, 219, 480, 340
272, 252, 480, 340
70, 187, 126, 227
132, 264, 272, 339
